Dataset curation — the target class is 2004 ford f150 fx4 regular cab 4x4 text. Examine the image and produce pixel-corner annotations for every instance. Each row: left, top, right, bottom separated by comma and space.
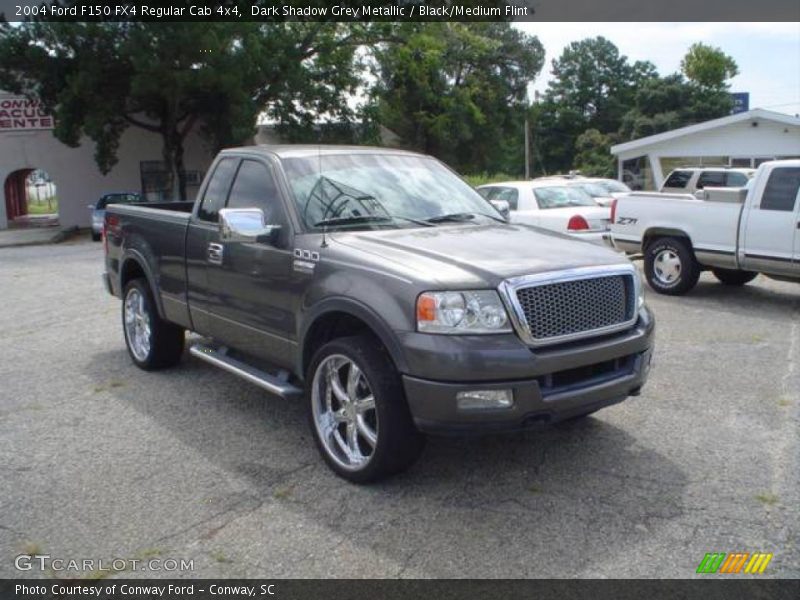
103, 146, 655, 482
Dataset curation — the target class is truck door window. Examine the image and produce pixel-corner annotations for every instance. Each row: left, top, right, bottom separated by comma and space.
663, 171, 692, 189
198, 158, 237, 222
760, 167, 800, 212
226, 160, 282, 223
696, 171, 725, 189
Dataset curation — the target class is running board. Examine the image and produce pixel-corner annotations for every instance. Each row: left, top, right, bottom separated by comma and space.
189, 344, 302, 399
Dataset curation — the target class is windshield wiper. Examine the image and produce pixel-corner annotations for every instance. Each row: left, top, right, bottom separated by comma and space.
314, 214, 435, 228
314, 215, 393, 228
426, 212, 505, 224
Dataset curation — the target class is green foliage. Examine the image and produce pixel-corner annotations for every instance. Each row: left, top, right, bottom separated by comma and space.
681, 43, 739, 89
0, 21, 374, 199
533, 37, 656, 174
573, 129, 616, 178
537, 37, 739, 174
371, 23, 544, 175
462, 173, 518, 187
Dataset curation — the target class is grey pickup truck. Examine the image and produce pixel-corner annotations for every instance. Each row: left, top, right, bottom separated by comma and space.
103, 145, 655, 482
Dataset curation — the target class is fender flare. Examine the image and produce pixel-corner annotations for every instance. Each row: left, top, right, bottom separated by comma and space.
119, 249, 166, 320
298, 297, 409, 378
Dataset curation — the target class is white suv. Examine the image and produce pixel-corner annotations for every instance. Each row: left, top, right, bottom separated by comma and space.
660, 167, 755, 194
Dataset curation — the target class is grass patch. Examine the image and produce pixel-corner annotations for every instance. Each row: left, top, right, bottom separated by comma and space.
527, 484, 543, 494
273, 486, 294, 500
755, 492, 779, 506
93, 380, 126, 393
26, 198, 58, 216
462, 173, 519, 188
134, 548, 162, 560
21, 541, 43, 556
778, 396, 792, 407
210, 550, 232, 564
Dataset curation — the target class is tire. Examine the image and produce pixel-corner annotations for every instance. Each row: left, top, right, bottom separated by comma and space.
712, 268, 758, 286
644, 236, 700, 295
306, 335, 425, 483
91, 232, 101, 242
122, 279, 185, 370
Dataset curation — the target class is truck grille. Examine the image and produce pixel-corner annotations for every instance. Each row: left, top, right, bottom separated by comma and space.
501, 266, 638, 346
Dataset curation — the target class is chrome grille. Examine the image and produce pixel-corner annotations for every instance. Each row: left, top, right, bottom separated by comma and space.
501, 266, 637, 346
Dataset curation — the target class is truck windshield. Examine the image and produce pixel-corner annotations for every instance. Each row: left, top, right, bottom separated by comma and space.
282, 153, 500, 231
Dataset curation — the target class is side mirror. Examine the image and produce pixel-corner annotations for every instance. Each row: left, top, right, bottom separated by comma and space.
219, 208, 280, 244
489, 199, 511, 220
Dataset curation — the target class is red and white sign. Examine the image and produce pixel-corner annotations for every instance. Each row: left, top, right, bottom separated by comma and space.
0, 96, 54, 132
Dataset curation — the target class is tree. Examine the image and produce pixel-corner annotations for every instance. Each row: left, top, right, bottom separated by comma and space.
619, 45, 738, 141
371, 23, 544, 174
534, 37, 656, 174
681, 43, 739, 89
573, 129, 616, 178
0, 22, 373, 199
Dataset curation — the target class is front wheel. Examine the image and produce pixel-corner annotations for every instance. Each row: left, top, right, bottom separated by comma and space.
307, 335, 425, 483
712, 268, 758, 286
644, 237, 700, 295
122, 279, 185, 370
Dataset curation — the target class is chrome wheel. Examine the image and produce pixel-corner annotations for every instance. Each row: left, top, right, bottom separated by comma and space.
124, 288, 151, 362
653, 249, 682, 285
311, 354, 378, 471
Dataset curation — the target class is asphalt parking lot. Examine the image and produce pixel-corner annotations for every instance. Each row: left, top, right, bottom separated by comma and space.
1, 238, 798, 579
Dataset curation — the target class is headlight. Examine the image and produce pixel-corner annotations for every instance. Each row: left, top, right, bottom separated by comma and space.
416, 290, 511, 334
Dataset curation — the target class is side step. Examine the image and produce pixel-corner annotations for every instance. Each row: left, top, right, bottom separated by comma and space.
189, 344, 303, 399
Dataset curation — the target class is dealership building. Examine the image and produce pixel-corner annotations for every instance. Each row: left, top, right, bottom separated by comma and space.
611, 108, 800, 190
0, 92, 214, 231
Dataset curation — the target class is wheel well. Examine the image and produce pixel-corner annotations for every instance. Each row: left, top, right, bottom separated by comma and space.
302, 312, 383, 378
643, 228, 693, 252
120, 258, 146, 290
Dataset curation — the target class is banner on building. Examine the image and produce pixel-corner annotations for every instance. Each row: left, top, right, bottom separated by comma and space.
0, 95, 54, 131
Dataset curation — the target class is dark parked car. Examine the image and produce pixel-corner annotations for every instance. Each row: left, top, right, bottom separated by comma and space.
102, 146, 655, 482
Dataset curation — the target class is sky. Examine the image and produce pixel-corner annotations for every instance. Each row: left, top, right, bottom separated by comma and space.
514, 22, 800, 116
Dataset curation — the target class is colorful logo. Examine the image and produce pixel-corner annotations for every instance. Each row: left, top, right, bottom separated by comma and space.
696, 552, 773, 574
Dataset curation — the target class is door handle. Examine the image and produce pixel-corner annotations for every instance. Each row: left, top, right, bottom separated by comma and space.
207, 242, 224, 265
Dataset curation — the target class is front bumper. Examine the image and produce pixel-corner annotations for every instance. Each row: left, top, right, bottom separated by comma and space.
400, 309, 654, 434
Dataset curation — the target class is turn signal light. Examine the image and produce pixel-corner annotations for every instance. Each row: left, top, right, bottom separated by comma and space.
567, 215, 590, 231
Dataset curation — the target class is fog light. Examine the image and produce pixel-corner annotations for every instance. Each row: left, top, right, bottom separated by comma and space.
456, 389, 514, 410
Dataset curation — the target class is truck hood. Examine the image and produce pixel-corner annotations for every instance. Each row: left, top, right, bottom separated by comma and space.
330, 222, 627, 288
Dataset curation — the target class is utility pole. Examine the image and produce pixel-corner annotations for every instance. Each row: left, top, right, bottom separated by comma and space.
524, 116, 530, 180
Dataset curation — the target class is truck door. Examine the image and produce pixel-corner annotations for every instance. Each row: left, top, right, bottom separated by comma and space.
185, 156, 239, 338
741, 165, 800, 278
205, 158, 297, 369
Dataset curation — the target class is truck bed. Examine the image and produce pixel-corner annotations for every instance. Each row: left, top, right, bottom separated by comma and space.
105, 201, 195, 329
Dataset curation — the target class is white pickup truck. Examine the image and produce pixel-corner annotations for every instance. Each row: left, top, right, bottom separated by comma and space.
610, 160, 800, 295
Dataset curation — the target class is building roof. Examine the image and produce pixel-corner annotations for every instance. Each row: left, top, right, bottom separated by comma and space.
610, 109, 800, 156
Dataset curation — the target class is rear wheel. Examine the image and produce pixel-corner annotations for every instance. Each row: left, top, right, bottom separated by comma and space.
644, 237, 700, 295
307, 335, 425, 483
122, 279, 185, 370
91, 232, 101, 242
712, 268, 758, 286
